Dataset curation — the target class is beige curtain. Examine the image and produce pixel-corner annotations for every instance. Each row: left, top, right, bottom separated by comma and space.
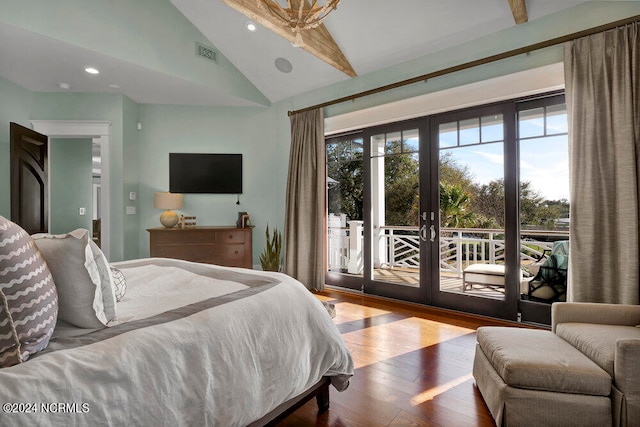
283, 109, 325, 291
565, 22, 640, 304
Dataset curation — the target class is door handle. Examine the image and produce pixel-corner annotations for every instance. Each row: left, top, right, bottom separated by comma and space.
430, 225, 436, 242
420, 225, 427, 242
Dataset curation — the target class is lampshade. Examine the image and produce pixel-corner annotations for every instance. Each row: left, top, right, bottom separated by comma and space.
154, 192, 183, 210
154, 192, 183, 228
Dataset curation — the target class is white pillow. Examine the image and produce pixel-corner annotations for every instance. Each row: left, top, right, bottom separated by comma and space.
110, 265, 127, 302
32, 229, 116, 328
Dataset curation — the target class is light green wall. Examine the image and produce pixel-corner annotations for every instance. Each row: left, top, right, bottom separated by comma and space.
122, 96, 140, 260
30, 92, 126, 261
0, 77, 33, 218
49, 138, 93, 233
136, 104, 287, 263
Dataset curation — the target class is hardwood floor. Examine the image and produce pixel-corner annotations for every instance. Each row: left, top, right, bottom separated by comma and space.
279, 289, 525, 427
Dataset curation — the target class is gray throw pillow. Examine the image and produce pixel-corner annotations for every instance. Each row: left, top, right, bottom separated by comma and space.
0, 215, 58, 368
33, 229, 116, 329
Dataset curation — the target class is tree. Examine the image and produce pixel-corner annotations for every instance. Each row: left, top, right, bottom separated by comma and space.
439, 152, 475, 194
472, 179, 569, 229
472, 179, 506, 227
327, 142, 364, 221
439, 182, 476, 228
384, 146, 419, 226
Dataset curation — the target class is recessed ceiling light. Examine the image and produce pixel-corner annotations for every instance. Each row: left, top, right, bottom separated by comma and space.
274, 57, 293, 73
85, 67, 100, 74
58, 83, 70, 90
108, 84, 120, 89
246, 21, 257, 32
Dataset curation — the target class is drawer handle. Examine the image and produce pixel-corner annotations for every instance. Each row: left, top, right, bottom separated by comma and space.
228, 235, 233, 239
234, 250, 239, 254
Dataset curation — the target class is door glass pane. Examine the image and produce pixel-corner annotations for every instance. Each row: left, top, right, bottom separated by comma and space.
371, 130, 420, 287
385, 132, 402, 154
327, 137, 364, 277
519, 107, 544, 138
439, 122, 458, 148
481, 114, 503, 143
439, 116, 505, 300
402, 129, 419, 152
459, 118, 480, 146
519, 103, 569, 303
545, 104, 568, 135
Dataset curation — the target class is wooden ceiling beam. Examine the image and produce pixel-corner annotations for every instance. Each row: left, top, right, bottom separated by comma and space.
507, 0, 528, 24
220, 0, 356, 77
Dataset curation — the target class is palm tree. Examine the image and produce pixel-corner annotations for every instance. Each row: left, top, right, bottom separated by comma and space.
439, 182, 476, 228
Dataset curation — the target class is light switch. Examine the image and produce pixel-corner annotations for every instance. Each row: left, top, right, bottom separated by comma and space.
129, 192, 137, 201
79, 207, 86, 215
126, 206, 136, 215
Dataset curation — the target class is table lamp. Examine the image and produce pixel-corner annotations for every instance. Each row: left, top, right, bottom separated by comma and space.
154, 192, 183, 228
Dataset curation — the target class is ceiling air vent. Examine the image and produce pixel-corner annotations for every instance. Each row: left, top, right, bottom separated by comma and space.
196, 42, 217, 63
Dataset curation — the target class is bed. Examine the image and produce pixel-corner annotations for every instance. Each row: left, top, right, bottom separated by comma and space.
0, 218, 353, 427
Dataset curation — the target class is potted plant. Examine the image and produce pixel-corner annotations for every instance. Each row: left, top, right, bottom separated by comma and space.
259, 225, 282, 271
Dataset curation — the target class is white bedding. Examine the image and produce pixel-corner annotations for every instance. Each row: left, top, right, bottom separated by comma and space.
0, 258, 353, 426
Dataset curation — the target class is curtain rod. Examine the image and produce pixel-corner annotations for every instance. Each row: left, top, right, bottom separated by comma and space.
288, 14, 640, 117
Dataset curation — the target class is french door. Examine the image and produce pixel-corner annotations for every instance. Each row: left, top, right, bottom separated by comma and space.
427, 103, 517, 319
326, 92, 568, 323
362, 119, 430, 304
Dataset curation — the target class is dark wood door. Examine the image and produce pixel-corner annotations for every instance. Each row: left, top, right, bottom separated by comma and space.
10, 122, 48, 234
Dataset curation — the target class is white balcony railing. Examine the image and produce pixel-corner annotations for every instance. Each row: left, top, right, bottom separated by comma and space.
327, 221, 569, 276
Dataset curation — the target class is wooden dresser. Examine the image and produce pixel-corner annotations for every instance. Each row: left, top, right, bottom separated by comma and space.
147, 226, 252, 268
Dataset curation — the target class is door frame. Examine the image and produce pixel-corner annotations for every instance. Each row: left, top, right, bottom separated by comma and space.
30, 120, 112, 259
427, 102, 519, 321
362, 117, 431, 305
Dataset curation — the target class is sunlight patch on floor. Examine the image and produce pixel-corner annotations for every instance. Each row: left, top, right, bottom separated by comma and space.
410, 373, 474, 405
341, 316, 474, 369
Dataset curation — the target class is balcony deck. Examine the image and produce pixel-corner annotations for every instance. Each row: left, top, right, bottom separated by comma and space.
328, 225, 568, 301
335, 267, 505, 299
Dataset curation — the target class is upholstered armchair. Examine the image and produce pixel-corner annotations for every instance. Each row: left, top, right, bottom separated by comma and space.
552, 303, 640, 427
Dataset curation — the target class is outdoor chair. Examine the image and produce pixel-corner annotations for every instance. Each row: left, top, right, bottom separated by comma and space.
522, 240, 568, 302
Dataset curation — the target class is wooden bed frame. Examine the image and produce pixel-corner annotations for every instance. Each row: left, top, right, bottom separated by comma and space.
248, 377, 331, 426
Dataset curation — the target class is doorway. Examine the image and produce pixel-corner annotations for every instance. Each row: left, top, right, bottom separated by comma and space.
30, 120, 112, 259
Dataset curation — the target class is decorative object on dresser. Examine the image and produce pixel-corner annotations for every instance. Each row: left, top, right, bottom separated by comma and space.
179, 214, 197, 228
148, 226, 252, 268
153, 192, 183, 228
237, 211, 248, 228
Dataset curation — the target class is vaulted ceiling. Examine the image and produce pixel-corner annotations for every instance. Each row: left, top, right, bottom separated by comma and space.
0, 1, 626, 107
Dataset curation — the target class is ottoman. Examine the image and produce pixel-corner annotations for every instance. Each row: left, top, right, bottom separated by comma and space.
473, 327, 612, 426
463, 264, 506, 293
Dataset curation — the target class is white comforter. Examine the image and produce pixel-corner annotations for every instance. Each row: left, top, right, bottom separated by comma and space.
0, 258, 353, 426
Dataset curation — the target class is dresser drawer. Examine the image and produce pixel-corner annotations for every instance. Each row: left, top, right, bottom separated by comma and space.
218, 230, 246, 244
151, 244, 215, 261
151, 230, 217, 245
148, 226, 252, 269
217, 244, 245, 260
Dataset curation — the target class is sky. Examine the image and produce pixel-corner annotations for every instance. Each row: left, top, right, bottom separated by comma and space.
444, 135, 570, 201
439, 109, 570, 201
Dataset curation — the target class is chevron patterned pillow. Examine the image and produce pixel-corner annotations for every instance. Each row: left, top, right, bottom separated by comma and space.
0, 216, 58, 368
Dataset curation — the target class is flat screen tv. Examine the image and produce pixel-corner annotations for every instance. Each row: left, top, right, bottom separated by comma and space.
169, 153, 242, 194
